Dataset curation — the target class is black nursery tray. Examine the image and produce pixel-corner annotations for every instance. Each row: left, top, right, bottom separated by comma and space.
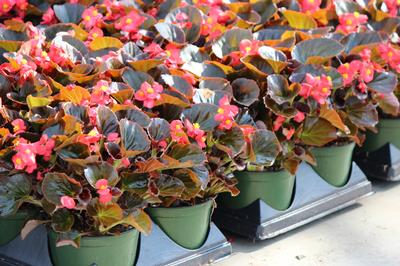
213, 162, 373, 241
354, 143, 400, 181
0, 222, 231, 266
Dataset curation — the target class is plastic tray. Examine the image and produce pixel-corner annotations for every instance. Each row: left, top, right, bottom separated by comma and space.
213, 162, 373, 240
0, 222, 231, 266
355, 143, 400, 181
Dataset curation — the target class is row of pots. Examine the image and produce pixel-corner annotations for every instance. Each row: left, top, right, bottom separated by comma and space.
1, 118, 399, 266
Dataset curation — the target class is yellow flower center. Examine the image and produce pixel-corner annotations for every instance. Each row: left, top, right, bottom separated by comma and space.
353, 12, 360, 17
366, 69, 372, 75
92, 10, 98, 16
25, 149, 31, 154
327, 76, 332, 82
245, 46, 251, 52
207, 17, 213, 24
99, 185, 107, 190
3, 3, 8, 10
41, 51, 47, 57
346, 19, 353, 25
388, 51, 393, 57
165, 50, 172, 57
342, 73, 348, 79
225, 119, 231, 125
84, 15, 91, 21
92, 33, 98, 38
147, 88, 154, 94
343, 63, 350, 69
321, 87, 329, 93
14, 125, 19, 131
175, 125, 181, 130
126, 18, 132, 25
308, 0, 314, 3
100, 85, 108, 92
217, 108, 224, 114
138, 91, 144, 96
21, 59, 27, 65
88, 129, 97, 136
15, 158, 22, 164
194, 123, 200, 129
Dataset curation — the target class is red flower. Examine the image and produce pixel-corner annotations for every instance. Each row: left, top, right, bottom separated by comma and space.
282, 127, 295, 140
12, 119, 26, 134
338, 61, 361, 86
170, 120, 189, 144
96, 179, 108, 190
41, 8, 57, 25
48, 44, 70, 67
273, 116, 286, 131
299, 74, 332, 104
35, 134, 55, 161
239, 39, 259, 57
134, 82, 163, 109
60, 196, 76, 209
294, 112, 305, 123
185, 119, 206, 148
299, 0, 321, 13
336, 12, 368, 34
240, 125, 255, 142
115, 11, 145, 33
99, 189, 113, 204
165, 43, 183, 67
82, 7, 103, 29
214, 96, 239, 130
0, 0, 14, 15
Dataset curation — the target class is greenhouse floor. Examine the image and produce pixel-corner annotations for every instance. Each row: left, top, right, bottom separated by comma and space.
216, 180, 400, 266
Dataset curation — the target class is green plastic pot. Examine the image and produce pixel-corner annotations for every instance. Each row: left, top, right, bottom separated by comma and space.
147, 200, 213, 250
0, 211, 30, 246
363, 118, 400, 152
48, 229, 139, 266
218, 169, 295, 211
311, 142, 355, 187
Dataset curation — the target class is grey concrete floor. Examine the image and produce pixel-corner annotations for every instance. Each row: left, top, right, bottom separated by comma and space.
216, 180, 400, 266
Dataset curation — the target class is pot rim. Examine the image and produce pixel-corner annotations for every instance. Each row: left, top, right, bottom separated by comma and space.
48, 227, 138, 242
148, 198, 214, 210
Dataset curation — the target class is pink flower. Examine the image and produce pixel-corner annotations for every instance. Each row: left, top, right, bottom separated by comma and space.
143, 42, 164, 58
383, 0, 400, 16
170, 120, 189, 144
134, 82, 163, 109
299, 74, 332, 104
90, 80, 115, 105
359, 62, 374, 83
294, 112, 305, 123
240, 125, 255, 142
35, 134, 55, 161
165, 44, 183, 67
61, 196, 76, 209
214, 96, 239, 130
185, 119, 206, 148
48, 45, 70, 67
378, 43, 400, 73
12, 119, 26, 134
87, 27, 103, 42
107, 132, 119, 142
0, 0, 14, 15
121, 158, 130, 168
98, 189, 113, 204
95, 179, 108, 190
273, 116, 286, 131
282, 127, 295, 140
115, 11, 145, 33
172, 12, 192, 28
12, 140, 37, 173
239, 39, 259, 57
41, 8, 57, 25
299, 0, 321, 13
336, 12, 368, 34
82, 7, 103, 29
338, 61, 361, 86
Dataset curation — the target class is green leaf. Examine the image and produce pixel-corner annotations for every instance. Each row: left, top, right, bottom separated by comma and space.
215, 126, 246, 157
96, 106, 119, 136
212, 28, 253, 59
51, 209, 74, 232
42, 172, 82, 205
258, 46, 288, 73
300, 117, 337, 147
374, 92, 400, 116
166, 6, 202, 43
161, 74, 193, 98
180, 44, 210, 63
26, 95, 51, 109
87, 199, 123, 228
251, 0, 277, 24
155, 22, 186, 44
123, 210, 152, 235
282, 10, 317, 29
119, 119, 151, 157
181, 103, 219, 131
148, 118, 170, 142
121, 173, 148, 195
291, 38, 344, 64
249, 129, 281, 166
89, 37, 123, 51
156, 174, 185, 197
173, 169, 202, 200
0, 174, 31, 216
241, 55, 274, 77
345, 97, 379, 130
267, 74, 299, 105
122, 68, 154, 91
367, 72, 398, 94
116, 109, 151, 128
232, 78, 260, 106
165, 143, 206, 167
341, 32, 382, 54
84, 162, 119, 188
53, 4, 85, 23
181, 61, 226, 78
